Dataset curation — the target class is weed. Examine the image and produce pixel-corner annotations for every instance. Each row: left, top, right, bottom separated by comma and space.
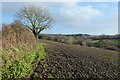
0, 43, 46, 79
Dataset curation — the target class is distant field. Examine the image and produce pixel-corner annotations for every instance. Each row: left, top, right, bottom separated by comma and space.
92, 40, 99, 42
103, 39, 120, 45
93, 39, 120, 45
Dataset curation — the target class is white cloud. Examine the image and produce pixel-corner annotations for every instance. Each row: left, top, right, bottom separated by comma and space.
99, 4, 108, 8
55, 3, 102, 28
93, 12, 118, 34
1, 2, 118, 34
93, 12, 118, 27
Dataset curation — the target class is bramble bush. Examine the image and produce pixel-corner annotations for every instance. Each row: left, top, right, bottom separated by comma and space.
0, 43, 46, 79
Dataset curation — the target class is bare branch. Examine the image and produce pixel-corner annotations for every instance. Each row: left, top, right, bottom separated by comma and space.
16, 5, 54, 38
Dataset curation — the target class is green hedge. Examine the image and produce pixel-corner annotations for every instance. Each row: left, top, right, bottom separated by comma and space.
0, 43, 46, 79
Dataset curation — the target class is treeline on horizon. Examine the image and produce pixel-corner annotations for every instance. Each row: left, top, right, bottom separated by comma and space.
39, 33, 120, 51
39, 33, 120, 39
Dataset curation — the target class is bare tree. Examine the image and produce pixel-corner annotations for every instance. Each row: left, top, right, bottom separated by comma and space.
16, 5, 54, 39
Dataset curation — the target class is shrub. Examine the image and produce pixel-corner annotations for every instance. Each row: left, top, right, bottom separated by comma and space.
2, 24, 36, 50
75, 40, 83, 46
64, 37, 74, 44
85, 40, 95, 47
1, 43, 46, 79
54, 36, 65, 42
86, 42, 95, 47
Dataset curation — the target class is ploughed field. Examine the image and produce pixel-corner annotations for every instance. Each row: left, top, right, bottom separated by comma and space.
31, 39, 118, 78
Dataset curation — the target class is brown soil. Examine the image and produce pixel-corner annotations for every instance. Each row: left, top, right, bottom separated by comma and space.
31, 39, 118, 78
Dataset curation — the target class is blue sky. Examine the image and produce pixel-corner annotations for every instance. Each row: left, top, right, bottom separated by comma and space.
1, 2, 118, 35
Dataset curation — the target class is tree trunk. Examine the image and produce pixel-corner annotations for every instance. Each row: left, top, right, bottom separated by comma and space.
32, 30, 37, 39
32, 30, 40, 39
36, 33, 39, 39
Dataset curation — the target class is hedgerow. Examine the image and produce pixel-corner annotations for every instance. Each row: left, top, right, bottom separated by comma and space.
0, 43, 46, 79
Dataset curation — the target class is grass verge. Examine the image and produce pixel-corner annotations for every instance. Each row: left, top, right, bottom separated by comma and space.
0, 42, 46, 79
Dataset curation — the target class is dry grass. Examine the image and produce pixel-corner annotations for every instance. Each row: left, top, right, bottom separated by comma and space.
2, 24, 36, 50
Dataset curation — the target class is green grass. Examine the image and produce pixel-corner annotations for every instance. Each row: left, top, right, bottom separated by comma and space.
93, 39, 120, 45
103, 39, 120, 45
0, 42, 47, 79
92, 40, 99, 42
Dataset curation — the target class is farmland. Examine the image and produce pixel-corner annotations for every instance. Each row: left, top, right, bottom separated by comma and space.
30, 39, 118, 78
93, 39, 119, 45
39, 34, 120, 51
1, 2, 119, 79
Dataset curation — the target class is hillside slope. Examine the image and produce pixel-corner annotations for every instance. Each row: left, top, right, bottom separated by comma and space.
32, 39, 118, 78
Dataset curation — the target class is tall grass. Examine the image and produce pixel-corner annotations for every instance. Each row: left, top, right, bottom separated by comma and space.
0, 43, 46, 79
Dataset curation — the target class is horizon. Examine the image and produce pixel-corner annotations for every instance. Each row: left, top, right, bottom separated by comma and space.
0, 29, 119, 36
1, 2, 118, 35
40, 33, 119, 36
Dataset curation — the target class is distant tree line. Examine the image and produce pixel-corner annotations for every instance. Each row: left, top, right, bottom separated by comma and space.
91, 34, 120, 40
39, 34, 120, 51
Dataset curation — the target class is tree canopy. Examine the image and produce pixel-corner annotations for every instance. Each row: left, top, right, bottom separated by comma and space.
16, 5, 54, 38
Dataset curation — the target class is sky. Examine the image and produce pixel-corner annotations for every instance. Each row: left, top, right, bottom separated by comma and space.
1, 2, 118, 35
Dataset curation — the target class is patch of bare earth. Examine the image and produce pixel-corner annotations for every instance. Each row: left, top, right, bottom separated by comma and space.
32, 39, 118, 79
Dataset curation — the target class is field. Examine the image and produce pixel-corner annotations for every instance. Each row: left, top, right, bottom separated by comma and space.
93, 39, 120, 45
1, 31, 119, 78
103, 39, 120, 45
39, 34, 120, 51
30, 39, 118, 78
1, 2, 119, 79
92, 40, 99, 42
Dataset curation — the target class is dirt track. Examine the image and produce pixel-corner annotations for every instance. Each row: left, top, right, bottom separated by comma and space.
31, 39, 118, 78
